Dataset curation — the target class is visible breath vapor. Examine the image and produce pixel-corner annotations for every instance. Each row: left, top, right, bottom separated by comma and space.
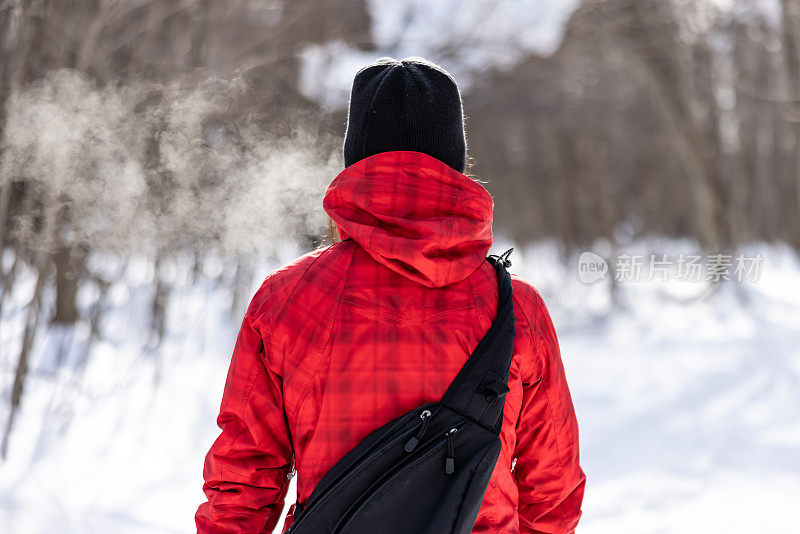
0, 69, 340, 258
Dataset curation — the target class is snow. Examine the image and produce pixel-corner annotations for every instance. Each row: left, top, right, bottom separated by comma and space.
1, 241, 799, 533
516, 241, 800, 533
298, 0, 581, 110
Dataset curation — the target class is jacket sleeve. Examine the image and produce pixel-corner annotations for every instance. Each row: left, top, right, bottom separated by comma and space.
195, 307, 295, 534
513, 290, 586, 534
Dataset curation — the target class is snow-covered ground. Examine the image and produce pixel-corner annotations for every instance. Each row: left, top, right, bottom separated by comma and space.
1, 240, 799, 533
516, 241, 800, 533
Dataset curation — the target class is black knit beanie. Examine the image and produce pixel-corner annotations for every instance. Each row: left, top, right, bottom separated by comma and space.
343, 57, 467, 173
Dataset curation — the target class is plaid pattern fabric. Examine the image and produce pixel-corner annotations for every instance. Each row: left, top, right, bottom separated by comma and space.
196, 151, 585, 534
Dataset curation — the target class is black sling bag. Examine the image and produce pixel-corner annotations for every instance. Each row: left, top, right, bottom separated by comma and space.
286, 249, 515, 534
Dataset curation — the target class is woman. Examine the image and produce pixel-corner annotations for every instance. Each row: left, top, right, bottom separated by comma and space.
195, 57, 585, 534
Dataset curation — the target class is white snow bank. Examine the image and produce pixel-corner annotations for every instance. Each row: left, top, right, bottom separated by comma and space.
299, 0, 581, 110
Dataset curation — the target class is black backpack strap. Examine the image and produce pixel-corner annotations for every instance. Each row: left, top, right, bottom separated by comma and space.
440, 249, 515, 434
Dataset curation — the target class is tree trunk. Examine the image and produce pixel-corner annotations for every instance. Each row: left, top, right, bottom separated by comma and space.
52, 244, 83, 325
1, 250, 49, 459
780, 0, 800, 247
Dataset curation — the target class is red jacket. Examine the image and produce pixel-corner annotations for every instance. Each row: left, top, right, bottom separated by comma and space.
196, 151, 585, 533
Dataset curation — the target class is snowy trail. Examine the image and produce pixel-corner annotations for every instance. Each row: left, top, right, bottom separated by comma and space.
1, 243, 799, 533
554, 245, 800, 533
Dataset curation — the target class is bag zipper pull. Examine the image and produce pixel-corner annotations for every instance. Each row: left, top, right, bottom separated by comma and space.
445, 428, 457, 475
404, 409, 432, 452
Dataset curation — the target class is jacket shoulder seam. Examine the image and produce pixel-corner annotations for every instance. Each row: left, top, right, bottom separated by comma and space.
287, 242, 357, 429
260, 246, 335, 374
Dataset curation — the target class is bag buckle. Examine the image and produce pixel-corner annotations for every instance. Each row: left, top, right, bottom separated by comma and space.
489, 248, 514, 268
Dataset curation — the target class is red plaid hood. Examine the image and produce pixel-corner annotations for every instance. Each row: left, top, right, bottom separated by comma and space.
323, 151, 494, 288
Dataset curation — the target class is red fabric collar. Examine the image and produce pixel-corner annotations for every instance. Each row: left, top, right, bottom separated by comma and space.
323, 151, 494, 287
